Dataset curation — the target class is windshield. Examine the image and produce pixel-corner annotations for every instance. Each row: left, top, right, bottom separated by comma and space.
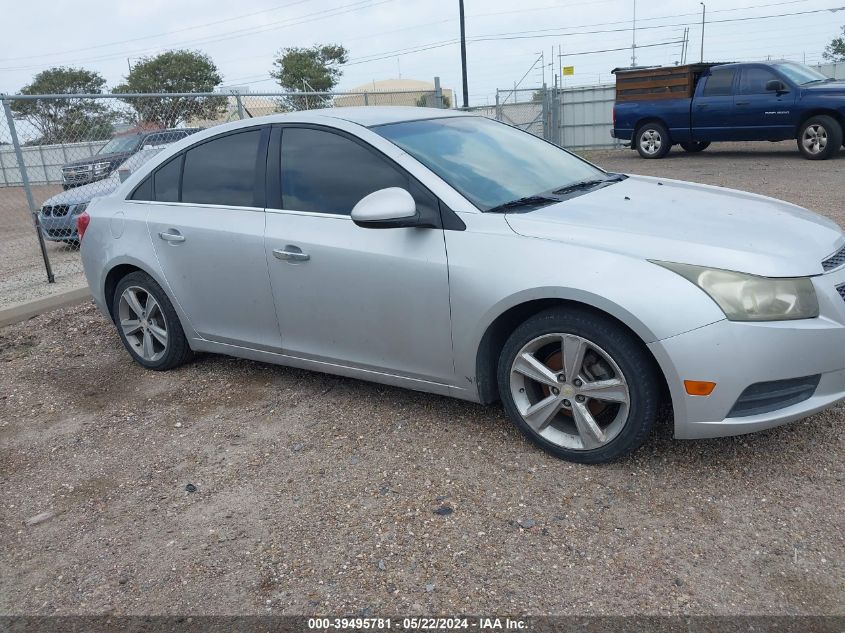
772, 62, 829, 85
97, 135, 141, 155
374, 116, 605, 211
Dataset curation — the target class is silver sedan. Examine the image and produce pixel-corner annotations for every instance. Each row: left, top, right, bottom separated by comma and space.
78, 107, 845, 463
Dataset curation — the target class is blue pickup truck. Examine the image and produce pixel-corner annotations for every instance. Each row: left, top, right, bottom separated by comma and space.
612, 61, 845, 160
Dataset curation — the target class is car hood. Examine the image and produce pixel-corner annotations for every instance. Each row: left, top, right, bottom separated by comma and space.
800, 80, 845, 94
64, 151, 132, 167
42, 174, 120, 208
505, 175, 843, 277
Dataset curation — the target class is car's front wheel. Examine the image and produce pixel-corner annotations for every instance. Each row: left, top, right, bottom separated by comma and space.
112, 271, 192, 370
497, 308, 660, 463
797, 115, 842, 160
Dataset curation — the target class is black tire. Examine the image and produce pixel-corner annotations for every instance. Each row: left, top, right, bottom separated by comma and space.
634, 121, 671, 159
112, 271, 192, 371
680, 141, 710, 153
497, 308, 660, 464
797, 115, 842, 160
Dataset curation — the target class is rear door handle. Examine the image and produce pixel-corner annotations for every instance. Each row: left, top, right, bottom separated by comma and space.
735, 101, 750, 106
158, 230, 185, 243
273, 246, 310, 262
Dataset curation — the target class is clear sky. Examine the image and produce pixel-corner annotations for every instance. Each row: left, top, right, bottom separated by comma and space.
1, 0, 843, 106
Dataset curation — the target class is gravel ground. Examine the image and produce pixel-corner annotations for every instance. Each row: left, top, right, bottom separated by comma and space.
1, 142, 844, 617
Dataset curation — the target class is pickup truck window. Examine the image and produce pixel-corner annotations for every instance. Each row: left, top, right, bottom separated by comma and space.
702, 68, 737, 97
738, 68, 780, 95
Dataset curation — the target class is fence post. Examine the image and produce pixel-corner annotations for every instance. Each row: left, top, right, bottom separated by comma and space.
235, 92, 245, 120
1, 96, 54, 283
364, 92, 369, 106
434, 77, 443, 108
495, 90, 501, 121
541, 84, 549, 141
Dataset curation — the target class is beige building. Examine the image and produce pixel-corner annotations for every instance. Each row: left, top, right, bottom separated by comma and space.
334, 78, 453, 108
189, 94, 281, 127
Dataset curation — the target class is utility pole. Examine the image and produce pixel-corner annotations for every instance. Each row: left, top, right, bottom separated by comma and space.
458, 0, 469, 108
699, 2, 706, 63
631, 0, 637, 67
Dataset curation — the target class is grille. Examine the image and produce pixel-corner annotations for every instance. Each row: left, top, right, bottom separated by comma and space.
822, 244, 845, 272
837, 283, 845, 302
41, 205, 69, 217
728, 374, 820, 418
62, 165, 93, 184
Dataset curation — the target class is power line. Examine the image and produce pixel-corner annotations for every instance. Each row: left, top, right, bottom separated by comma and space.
342, 5, 842, 67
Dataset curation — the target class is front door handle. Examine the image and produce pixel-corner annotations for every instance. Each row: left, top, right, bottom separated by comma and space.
735, 100, 750, 106
158, 230, 185, 243
273, 246, 310, 262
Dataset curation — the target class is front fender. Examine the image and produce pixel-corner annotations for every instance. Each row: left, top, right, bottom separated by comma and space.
445, 213, 725, 400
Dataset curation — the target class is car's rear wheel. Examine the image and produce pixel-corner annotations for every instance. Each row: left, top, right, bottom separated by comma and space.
680, 141, 710, 153
113, 271, 192, 370
797, 115, 842, 160
634, 122, 671, 159
497, 308, 659, 463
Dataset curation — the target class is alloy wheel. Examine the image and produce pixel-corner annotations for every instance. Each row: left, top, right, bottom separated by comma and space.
509, 333, 630, 450
802, 124, 828, 155
118, 286, 169, 362
639, 129, 663, 156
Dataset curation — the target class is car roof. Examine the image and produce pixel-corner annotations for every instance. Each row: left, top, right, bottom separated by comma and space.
261, 106, 473, 128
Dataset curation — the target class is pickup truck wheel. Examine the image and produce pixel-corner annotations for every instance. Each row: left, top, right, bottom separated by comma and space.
634, 122, 671, 159
680, 141, 710, 153
797, 116, 842, 160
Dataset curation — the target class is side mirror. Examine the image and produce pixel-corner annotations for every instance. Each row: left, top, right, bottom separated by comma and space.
351, 187, 420, 229
118, 168, 132, 182
766, 79, 787, 93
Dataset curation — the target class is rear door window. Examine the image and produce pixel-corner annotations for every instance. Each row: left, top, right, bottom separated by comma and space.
702, 68, 737, 96
181, 130, 263, 207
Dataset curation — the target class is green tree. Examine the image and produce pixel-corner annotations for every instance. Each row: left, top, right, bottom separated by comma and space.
824, 25, 845, 62
11, 67, 115, 145
270, 44, 348, 109
114, 50, 227, 127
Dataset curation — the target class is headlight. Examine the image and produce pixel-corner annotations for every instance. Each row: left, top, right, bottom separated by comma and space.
72, 202, 88, 215
93, 161, 112, 173
654, 261, 819, 321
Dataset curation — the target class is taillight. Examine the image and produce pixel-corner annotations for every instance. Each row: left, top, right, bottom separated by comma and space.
77, 211, 90, 240
612, 104, 616, 126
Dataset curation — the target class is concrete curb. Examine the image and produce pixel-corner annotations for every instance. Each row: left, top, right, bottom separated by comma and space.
0, 286, 91, 328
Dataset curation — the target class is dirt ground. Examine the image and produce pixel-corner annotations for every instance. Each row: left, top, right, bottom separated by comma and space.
1, 142, 844, 617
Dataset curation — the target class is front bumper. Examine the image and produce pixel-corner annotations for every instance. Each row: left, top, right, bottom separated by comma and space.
649, 269, 845, 439
39, 212, 78, 242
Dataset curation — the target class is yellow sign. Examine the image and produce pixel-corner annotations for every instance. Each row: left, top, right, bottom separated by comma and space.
562, 66, 575, 76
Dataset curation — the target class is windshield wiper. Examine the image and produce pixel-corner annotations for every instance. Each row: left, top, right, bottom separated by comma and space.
552, 174, 626, 195
486, 195, 558, 213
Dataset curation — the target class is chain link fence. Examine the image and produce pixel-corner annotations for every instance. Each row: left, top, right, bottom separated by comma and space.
0, 86, 445, 309
467, 85, 619, 150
